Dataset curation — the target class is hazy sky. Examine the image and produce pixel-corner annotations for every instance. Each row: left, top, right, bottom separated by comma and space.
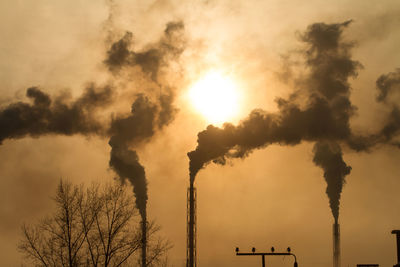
1, 0, 400, 266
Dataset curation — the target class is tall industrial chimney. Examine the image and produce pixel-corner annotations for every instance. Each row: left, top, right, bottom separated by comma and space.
333, 221, 340, 267
187, 181, 197, 267
142, 220, 147, 267
392, 230, 400, 267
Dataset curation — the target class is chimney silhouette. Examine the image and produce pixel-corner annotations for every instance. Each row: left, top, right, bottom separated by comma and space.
392, 230, 400, 267
187, 181, 197, 267
333, 222, 340, 267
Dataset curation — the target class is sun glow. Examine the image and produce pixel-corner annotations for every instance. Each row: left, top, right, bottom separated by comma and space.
188, 70, 241, 125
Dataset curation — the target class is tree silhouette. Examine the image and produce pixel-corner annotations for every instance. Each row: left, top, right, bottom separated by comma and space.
18, 180, 171, 267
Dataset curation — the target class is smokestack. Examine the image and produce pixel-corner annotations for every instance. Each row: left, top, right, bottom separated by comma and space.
142, 219, 147, 267
392, 230, 400, 267
0, 20, 185, 267
187, 181, 197, 267
105, 22, 185, 267
333, 221, 341, 267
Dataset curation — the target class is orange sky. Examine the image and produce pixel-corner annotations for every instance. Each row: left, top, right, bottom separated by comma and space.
1, 1, 400, 266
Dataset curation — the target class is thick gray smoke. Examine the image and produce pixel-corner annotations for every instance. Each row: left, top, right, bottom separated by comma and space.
106, 92, 177, 267
346, 68, 400, 151
0, 20, 184, 224
376, 69, 400, 102
0, 84, 113, 144
106, 21, 184, 222
188, 21, 358, 179
188, 21, 399, 220
313, 141, 351, 222
105, 21, 185, 83
108, 93, 177, 219
376, 69, 400, 144
105, 22, 184, 267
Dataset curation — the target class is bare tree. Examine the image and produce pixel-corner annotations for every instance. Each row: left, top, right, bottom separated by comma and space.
19, 180, 171, 267
19, 181, 87, 267
144, 221, 173, 267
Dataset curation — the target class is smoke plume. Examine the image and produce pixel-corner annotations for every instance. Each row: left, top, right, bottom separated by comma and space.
0, 20, 185, 224
188, 21, 365, 220
188, 21, 400, 221
313, 142, 351, 222
106, 22, 184, 266
108, 93, 177, 219
189, 22, 357, 168
104, 21, 185, 83
376, 69, 400, 144
376, 69, 400, 102
346, 68, 400, 151
0, 84, 113, 144
106, 21, 184, 221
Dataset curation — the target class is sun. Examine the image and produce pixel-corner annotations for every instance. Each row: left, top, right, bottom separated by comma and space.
188, 70, 241, 125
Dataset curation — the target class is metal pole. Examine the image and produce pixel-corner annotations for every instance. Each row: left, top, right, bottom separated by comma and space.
187, 183, 196, 267
142, 219, 147, 267
397, 233, 400, 265
392, 230, 400, 267
189, 184, 194, 267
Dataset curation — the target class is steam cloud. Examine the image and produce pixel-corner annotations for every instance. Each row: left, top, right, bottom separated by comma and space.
188, 21, 400, 220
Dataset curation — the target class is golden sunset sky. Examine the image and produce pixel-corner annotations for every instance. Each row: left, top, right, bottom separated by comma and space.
1, 0, 400, 266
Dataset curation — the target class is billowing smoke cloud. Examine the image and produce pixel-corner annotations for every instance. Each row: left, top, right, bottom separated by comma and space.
106, 22, 184, 266
108, 93, 177, 219
0, 20, 184, 223
107, 89, 178, 267
104, 21, 185, 83
106, 21, 184, 221
376, 69, 400, 144
346, 68, 400, 150
0, 84, 113, 144
188, 21, 362, 220
313, 141, 351, 222
376, 69, 400, 102
0, 18, 184, 267
107, 96, 156, 217
188, 21, 400, 221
